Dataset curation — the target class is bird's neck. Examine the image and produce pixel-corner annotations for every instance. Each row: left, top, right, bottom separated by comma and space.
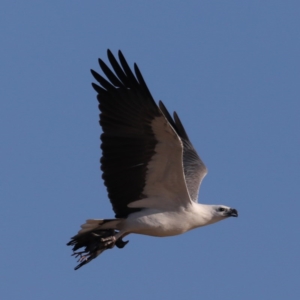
189, 202, 218, 228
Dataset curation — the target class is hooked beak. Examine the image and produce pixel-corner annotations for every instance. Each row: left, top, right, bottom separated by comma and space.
228, 208, 238, 217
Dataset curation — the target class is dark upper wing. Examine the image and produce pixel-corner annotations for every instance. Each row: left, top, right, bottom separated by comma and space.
158, 101, 207, 202
91, 50, 161, 218
92, 50, 205, 217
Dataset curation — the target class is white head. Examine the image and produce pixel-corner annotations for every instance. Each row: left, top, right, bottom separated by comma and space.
195, 204, 238, 227
209, 205, 238, 223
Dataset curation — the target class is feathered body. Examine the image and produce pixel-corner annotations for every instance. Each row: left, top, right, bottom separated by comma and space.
67, 50, 238, 270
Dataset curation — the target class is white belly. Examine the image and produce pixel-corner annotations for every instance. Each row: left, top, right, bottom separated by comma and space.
117, 208, 198, 237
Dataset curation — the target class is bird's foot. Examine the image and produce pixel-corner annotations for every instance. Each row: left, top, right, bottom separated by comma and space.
101, 236, 116, 247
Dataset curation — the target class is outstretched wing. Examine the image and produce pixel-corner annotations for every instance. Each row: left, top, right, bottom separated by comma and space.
91, 50, 191, 218
158, 102, 207, 202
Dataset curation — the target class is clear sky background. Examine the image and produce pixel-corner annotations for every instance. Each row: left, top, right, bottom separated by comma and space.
1, 1, 299, 299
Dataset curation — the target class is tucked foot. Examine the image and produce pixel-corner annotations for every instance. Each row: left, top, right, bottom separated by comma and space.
101, 236, 116, 247
116, 237, 129, 249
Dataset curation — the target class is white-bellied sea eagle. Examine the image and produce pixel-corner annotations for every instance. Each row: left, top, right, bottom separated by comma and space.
67, 50, 238, 270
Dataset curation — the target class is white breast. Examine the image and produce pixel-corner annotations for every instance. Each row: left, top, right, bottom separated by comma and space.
118, 202, 214, 237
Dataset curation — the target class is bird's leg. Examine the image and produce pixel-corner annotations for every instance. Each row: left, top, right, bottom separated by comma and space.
101, 231, 126, 248
101, 235, 116, 247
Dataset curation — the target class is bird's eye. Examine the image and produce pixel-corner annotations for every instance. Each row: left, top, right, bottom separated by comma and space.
218, 207, 225, 212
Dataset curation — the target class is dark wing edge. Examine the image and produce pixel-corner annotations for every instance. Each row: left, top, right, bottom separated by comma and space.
159, 101, 207, 202
91, 50, 161, 218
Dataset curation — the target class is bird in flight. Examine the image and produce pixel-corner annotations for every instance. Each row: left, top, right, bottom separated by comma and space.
67, 50, 238, 270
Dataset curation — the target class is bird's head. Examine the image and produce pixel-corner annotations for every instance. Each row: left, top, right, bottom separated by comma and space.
212, 205, 238, 220
196, 204, 239, 226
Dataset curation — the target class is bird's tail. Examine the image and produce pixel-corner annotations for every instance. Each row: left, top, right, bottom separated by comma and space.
67, 219, 128, 270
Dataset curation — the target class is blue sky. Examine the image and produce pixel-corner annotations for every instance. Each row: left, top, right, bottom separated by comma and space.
1, 1, 299, 299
